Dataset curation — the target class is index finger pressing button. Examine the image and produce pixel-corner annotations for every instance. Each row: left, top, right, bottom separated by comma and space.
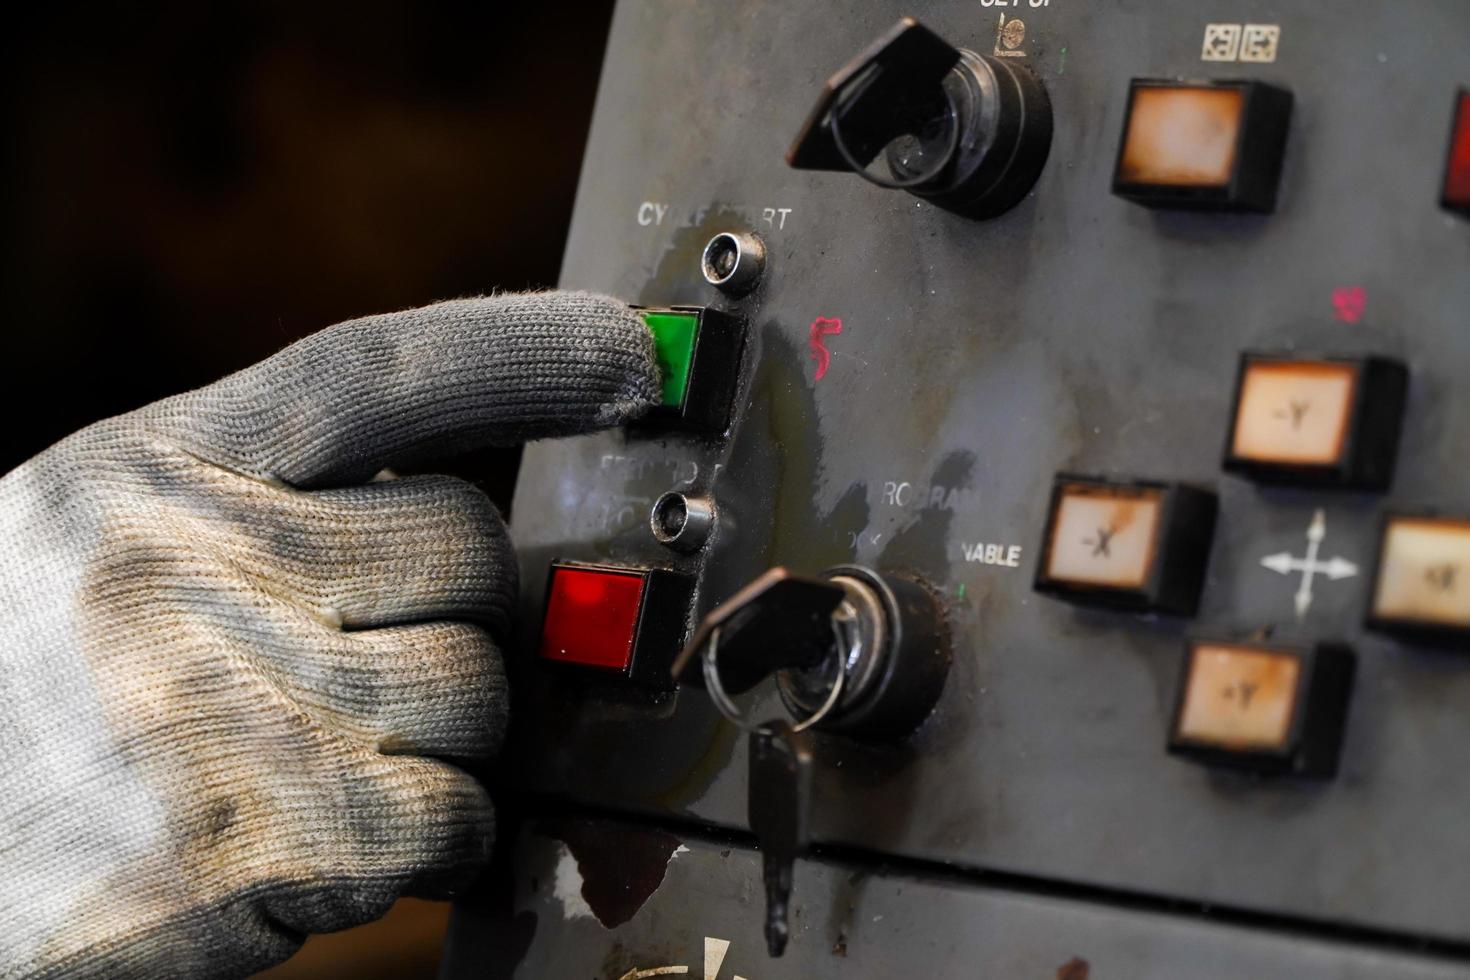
175, 292, 663, 490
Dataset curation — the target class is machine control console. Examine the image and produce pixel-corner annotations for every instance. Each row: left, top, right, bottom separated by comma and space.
447, 3, 1470, 976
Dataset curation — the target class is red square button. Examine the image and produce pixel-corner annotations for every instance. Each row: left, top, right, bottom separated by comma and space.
539, 565, 646, 671
1444, 90, 1470, 214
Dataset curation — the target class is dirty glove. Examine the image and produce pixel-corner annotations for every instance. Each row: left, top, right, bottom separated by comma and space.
0, 292, 660, 979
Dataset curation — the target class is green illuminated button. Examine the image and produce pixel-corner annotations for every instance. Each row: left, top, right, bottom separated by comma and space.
642, 310, 700, 407
630, 304, 742, 433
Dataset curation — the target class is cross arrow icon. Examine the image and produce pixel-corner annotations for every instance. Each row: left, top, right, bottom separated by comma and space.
1259, 508, 1360, 619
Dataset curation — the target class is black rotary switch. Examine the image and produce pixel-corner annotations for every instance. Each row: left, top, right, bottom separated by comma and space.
670, 565, 951, 739
786, 18, 1053, 219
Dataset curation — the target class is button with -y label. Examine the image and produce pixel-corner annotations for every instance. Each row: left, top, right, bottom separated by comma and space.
1034, 476, 1217, 616
1169, 638, 1355, 777
1368, 515, 1470, 645
1223, 353, 1407, 490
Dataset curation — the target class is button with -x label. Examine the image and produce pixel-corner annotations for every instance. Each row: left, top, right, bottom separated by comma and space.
1034, 476, 1217, 616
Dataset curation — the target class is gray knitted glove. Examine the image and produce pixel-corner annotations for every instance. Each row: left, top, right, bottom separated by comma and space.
0, 292, 659, 979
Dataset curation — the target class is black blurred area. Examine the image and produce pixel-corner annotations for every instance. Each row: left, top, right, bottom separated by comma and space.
0, 0, 616, 508
0, 3, 616, 976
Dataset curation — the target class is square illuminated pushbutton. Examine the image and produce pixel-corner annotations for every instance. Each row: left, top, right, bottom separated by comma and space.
637, 306, 744, 433
1112, 79, 1292, 212
1223, 354, 1407, 490
1443, 89, 1470, 216
1169, 638, 1354, 777
1034, 476, 1217, 616
643, 309, 699, 407
538, 561, 694, 688
1368, 515, 1470, 645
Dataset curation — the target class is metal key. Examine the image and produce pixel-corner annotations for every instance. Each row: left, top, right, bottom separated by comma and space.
748, 719, 812, 957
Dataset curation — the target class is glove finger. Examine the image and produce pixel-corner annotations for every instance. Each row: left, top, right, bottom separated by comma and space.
326, 621, 508, 763
387, 756, 497, 900
151, 291, 661, 489
209, 473, 519, 634
210, 602, 508, 763
260, 754, 495, 936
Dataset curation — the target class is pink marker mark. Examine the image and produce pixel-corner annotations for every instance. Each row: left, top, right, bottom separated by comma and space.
809, 316, 843, 381
1332, 286, 1367, 324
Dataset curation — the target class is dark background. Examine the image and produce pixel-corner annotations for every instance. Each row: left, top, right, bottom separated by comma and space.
0, 2, 616, 976
0, 0, 614, 481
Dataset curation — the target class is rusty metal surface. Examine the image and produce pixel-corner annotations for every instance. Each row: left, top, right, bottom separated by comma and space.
493, 0, 1470, 955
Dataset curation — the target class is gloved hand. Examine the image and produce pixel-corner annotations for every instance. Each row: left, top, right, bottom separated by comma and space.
0, 292, 660, 979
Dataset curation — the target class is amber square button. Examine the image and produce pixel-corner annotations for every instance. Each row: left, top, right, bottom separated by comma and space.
1223, 353, 1407, 490
1177, 644, 1299, 751
1368, 515, 1470, 645
1034, 476, 1217, 616
1112, 79, 1292, 212
1169, 639, 1355, 778
1119, 86, 1245, 190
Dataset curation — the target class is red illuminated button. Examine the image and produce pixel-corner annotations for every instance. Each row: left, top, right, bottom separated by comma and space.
540, 566, 644, 670
1443, 89, 1470, 215
1112, 79, 1292, 212
538, 561, 694, 688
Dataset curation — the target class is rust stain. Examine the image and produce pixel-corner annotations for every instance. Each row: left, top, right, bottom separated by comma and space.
1106, 500, 1140, 536
1057, 956, 1090, 980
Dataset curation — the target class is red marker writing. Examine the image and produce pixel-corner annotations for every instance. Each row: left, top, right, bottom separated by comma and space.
808, 316, 843, 381
1332, 285, 1366, 324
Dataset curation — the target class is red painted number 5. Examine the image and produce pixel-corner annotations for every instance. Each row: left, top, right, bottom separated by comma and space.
808, 316, 843, 381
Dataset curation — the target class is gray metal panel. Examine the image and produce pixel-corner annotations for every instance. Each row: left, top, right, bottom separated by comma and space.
507, 0, 1470, 946
458, 824, 1470, 980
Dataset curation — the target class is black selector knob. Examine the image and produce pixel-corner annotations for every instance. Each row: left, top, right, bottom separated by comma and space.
779, 565, 951, 739
787, 18, 1053, 219
671, 565, 951, 739
674, 570, 847, 697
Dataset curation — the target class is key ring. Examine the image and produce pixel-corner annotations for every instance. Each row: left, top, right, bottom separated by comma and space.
702, 613, 854, 734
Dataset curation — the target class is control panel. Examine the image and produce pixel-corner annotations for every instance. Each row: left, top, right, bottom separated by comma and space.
446, 3, 1470, 977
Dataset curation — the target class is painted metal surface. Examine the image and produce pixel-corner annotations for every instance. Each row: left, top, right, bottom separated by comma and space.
450, 823, 1470, 979
459, 0, 1470, 967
